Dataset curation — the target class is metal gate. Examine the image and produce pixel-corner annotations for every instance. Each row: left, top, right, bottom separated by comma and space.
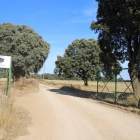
96, 67, 140, 108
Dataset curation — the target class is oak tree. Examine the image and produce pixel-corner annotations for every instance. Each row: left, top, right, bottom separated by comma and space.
0, 23, 50, 79
54, 39, 102, 86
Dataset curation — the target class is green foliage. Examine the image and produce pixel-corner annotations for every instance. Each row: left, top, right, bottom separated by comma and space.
31, 74, 42, 79
0, 23, 50, 79
117, 78, 123, 82
31, 73, 82, 80
43, 73, 81, 80
44, 73, 62, 80
90, 0, 140, 93
54, 39, 102, 86
90, 0, 140, 68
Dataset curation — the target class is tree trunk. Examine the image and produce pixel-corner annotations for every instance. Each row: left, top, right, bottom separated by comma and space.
127, 36, 140, 94
84, 78, 88, 86
128, 63, 140, 94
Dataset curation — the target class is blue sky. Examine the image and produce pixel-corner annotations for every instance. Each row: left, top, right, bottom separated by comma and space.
0, 0, 129, 79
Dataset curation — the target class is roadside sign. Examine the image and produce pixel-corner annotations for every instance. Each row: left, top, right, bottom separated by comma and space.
0, 55, 12, 97
0, 55, 11, 68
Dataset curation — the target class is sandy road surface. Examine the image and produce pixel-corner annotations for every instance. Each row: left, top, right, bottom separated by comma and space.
15, 84, 140, 140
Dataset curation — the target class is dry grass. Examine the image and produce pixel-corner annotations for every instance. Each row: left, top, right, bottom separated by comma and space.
0, 95, 14, 138
0, 77, 38, 140
39, 80, 133, 94
117, 94, 140, 107
0, 82, 7, 95
0, 95, 30, 140
39, 80, 140, 109
11, 77, 39, 97
39, 80, 133, 92
40, 80, 97, 91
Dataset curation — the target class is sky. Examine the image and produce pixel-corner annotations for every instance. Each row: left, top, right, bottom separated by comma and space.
0, 0, 129, 79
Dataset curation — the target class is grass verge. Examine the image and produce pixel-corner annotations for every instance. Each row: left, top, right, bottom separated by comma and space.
0, 78, 38, 140
0, 94, 31, 140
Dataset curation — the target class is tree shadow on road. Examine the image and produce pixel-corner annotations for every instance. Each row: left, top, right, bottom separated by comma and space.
47, 86, 139, 108
47, 86, 96, 99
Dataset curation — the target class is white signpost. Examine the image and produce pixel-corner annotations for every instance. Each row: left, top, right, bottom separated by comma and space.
0, 55, 12, 97
0, 56, 11, 68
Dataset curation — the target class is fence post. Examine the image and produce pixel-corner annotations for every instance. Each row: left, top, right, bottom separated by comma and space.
8, 56, 12, 97
114, 69, 117, 104
138, 98, 140, 108
6, 73, 9, 95
97, 71, 99, 99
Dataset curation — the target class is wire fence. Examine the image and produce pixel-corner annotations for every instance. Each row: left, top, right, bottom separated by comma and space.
0, 69, 9, 95
96, 67, 140, 108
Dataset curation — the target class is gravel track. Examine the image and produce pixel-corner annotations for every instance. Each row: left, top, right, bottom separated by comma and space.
16, 84, 140, 140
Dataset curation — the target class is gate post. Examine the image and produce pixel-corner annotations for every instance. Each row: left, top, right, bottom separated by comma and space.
8, 56, 12, 97
5, 56, 12, 97
97, 71, 99, 99
114, 69, 117, 104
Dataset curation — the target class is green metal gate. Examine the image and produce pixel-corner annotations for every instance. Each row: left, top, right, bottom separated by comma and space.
96, 67, 140, 108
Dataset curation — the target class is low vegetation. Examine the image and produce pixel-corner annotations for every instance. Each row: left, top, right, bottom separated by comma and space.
40, 80, 140, 110
11, 77, 39, 97
0, 94, 30, 140
0, 78, 38, 140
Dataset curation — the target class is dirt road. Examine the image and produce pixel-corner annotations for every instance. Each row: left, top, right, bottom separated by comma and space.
15, 84, 140, 140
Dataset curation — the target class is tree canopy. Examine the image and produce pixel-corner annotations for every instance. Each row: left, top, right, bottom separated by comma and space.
0, 23, 50, 79
31, 73, 81, 80
90, 0, 140, 93
54, 39, 103, 86
54, 38, 120, 85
